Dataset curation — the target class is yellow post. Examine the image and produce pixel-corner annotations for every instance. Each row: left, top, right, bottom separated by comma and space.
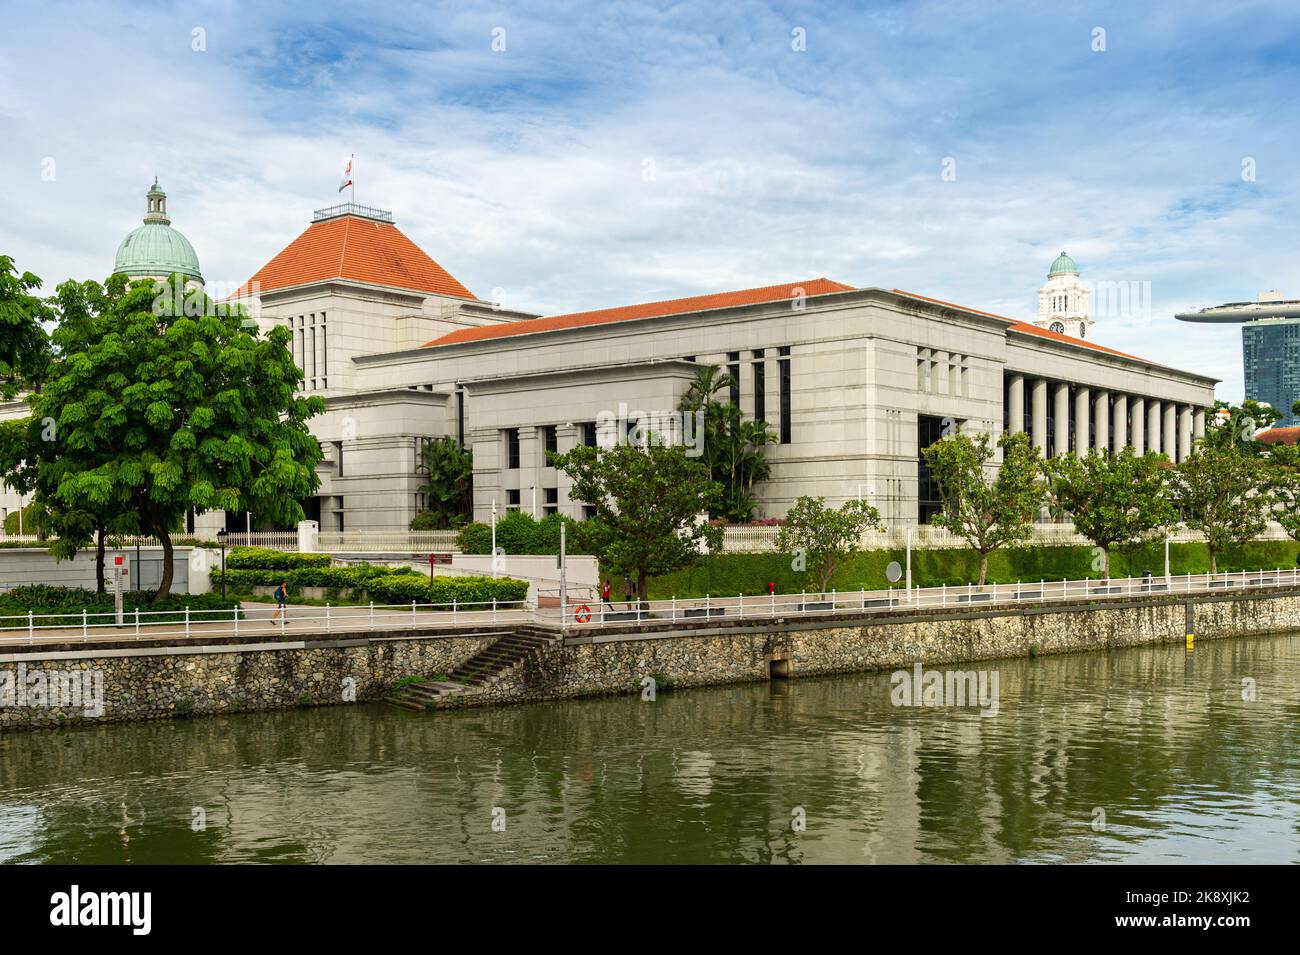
1186, 633, 1195, 650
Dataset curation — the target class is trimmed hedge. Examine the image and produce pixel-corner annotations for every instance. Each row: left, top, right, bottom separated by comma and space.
212, 563, 528, 607
0, 586, 243, 627
366, 574, 529, 606
224, 547, 332, 570
642, 539, 1300, 599
457, 512, 604, 555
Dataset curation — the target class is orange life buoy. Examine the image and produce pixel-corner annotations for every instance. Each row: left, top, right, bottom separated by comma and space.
574, 604, 592, 624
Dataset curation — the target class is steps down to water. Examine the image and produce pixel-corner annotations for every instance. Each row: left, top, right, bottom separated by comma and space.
385, 627, 557, 710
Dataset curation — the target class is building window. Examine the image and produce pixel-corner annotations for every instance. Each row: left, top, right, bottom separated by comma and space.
504, 428, 520, 469
506, 489, 521, 511
334, 440, 343, 477
778, 346, 792, 444
583, 504, 597, 521
727, 352, 740, 406
543, 487, 558, 516
917, 415, 948, 524
581, 422, 599, 447
752, 349, 766, 422
541, 424, 558, 459
456, 390, 465, 446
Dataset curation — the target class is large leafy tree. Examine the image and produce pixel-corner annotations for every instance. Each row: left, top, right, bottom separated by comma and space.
0, 254, 51, 396
1266, 440, 1300, 543
1171, 441, 1270, 573
413, 436, 473, 529
774, 495, 882, 593
1045, 448, 1174, 578
678, 364, 774, 522
22, 273, 324, 598
921, 429, 1044, 586
1202, 399, 1280, 455
553, 437, 723, 606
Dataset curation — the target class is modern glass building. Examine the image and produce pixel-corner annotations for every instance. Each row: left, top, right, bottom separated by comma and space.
1176, 293, 1300, 426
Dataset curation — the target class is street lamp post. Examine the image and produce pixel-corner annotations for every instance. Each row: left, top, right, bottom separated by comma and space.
216, 530, 228, 601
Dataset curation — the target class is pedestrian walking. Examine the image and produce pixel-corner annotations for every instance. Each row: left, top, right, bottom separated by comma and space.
272, 579, 290, 625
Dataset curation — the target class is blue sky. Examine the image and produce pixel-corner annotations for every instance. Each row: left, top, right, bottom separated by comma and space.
3, 0, 1299, 400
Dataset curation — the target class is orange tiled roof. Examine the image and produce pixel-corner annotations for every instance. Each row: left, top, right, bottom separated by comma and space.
890, 289, 1147, 362
232, 215, 475, 300
1259, 426, 1300, 446
423, 278, 854, 347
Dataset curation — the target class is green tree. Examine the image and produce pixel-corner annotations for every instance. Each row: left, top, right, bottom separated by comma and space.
1171, 442, 1270, 573
23, 274, 324, 599
1263, 439, 1300, 544
0, 255, 50, 396
678, 364, 774, 521
413, 436, 473, 529
1202, 399, 1280, 455
1045, 448, 1174, 577
921, 429, 1044, 586
553, 437, 722, 606
773, 496, 882, 592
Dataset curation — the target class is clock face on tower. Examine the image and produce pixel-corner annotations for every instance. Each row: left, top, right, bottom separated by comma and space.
1050, 321, 1065, 334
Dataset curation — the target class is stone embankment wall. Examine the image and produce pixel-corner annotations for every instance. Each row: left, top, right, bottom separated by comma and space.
0, 628, 498, 730
452, 589, 1300, 707
4, 589, 1300, 729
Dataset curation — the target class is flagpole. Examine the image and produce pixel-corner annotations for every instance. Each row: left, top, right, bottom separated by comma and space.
350, 154, 355, 205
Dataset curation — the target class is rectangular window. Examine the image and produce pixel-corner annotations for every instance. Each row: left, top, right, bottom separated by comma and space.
778, 346, 792, 444
543, 487, 558, 516
505, 429, 520, 469
917, 415, 948, 524
335, 496, 345, 532
583, 504, 597, 521
307, 323, 316, 386
320, 312, 327, 389
541, 424, 558, 459
582, 422, 599, 447
752, 349, 766, 422
506, 489, 521, 511
456, 390, 465, 446
334, 440, 343, 477
727, 352, 741, 406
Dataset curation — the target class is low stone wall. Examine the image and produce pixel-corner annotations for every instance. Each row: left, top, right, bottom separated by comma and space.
6, 588, 1300, 728
451, 588, 1300, 707
0, 627, 499, 731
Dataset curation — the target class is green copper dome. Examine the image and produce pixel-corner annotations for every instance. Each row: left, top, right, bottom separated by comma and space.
113, 180, 203, 283
1048, 251, 1078, 277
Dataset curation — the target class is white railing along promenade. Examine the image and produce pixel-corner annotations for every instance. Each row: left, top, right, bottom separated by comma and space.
0, 599, 533, 646
7, 568, 1297, 646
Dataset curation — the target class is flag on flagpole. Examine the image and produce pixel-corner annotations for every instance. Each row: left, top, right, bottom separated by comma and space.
338, 155, 354, 193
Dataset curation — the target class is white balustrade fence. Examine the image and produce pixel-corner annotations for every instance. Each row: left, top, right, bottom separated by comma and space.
7, 568, 1296, 645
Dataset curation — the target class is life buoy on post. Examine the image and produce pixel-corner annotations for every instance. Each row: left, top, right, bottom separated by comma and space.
574, 604, 592, 624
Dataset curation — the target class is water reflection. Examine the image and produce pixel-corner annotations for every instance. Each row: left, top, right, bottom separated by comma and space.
1, 632, 1298, 864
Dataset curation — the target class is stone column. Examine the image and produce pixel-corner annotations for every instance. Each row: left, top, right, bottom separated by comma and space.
1093, 389, 1110, 454
1163, 402, 1177, 461
1147, 400, 1162, 455
1031, 378, 1048, 455
1193, 407, 1206, 444
1007, 373, 1025, 435
1113, 394, 1128, 450
1130, 396, 1145, 454
1178, 405, 1193, 461
1053, 382, 1070, 457
1074, 386, 1091, 455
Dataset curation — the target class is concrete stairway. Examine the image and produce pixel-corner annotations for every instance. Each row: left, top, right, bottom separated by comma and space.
385, 627, 557, 710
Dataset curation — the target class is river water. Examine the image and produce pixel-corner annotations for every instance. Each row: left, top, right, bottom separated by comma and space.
2, 631, 1298, 864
